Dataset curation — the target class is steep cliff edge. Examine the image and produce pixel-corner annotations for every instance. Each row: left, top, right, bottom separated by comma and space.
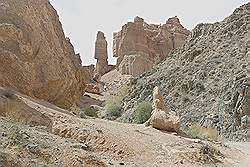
122, 3, 250, 141
0, 0, 85, 109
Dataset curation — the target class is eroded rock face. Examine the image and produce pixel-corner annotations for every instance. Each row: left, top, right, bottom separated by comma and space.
113, 16, 190, 76
0, 0, 85, 109
95, 31, 109, 76
82, 65, 95, 83
118, 52, 154, 76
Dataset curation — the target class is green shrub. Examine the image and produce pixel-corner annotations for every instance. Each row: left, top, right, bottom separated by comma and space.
104, 96, 122, 120
104, 85, 129, 120
80, 107, 98, 118
134, 101, 152, 124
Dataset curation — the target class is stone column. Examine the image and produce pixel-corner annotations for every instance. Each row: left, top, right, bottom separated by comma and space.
94, 31, 108, 76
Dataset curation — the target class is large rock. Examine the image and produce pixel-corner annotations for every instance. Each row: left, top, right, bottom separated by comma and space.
113, 16, 190, 76
123, 3, 249, 141
0, 0, 85, 109
146, 87, 180, 132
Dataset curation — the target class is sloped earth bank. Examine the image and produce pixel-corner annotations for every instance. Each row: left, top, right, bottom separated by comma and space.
0, 88, 249, 167
121, 3, 250, 141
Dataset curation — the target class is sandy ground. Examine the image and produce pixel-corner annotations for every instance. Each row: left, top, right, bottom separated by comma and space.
0, 89, 249, 167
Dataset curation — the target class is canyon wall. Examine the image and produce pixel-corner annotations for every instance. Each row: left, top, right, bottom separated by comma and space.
0, 0, 85, 109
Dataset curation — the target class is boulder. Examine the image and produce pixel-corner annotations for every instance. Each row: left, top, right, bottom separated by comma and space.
146, 86, 180, 132
0, 0, 85, 109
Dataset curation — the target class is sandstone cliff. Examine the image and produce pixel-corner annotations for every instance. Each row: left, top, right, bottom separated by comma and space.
0, 0, 85, 109
122, 3, 250, 141
113, 16, 190, 76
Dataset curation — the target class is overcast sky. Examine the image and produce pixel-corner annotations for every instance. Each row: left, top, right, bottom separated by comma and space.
50, 0, 248, 65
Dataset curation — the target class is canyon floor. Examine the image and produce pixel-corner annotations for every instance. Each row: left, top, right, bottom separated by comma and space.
0, 87, 249, 167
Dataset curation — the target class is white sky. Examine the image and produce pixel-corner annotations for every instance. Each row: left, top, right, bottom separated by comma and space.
50, 0, 249, 65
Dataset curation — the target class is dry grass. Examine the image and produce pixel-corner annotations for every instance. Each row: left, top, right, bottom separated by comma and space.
198, 144, 224, 164
187, 124, 218, 141
80, 107, 98, 118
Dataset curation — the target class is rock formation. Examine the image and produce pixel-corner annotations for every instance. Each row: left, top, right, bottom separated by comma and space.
0, 87, 52, 130
0, 0, 85, 109
145, 86, 180, 132
82, 65, 95, 83
85, 84, 101, 94
94, 31, 109, 76
81, 65, 101, 94
118, 52, 154, 77
113, 16, 190, 76
122, 3, 250, 141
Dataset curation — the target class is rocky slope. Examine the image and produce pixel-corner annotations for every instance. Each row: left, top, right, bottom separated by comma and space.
0, 87, 249, 167
113, 16, 190, 76
0, 0, 85, 109
122, 3, 250, 141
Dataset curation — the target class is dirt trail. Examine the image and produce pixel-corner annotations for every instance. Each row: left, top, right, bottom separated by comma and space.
0, 89, 249, 166
15, 92, 250, 166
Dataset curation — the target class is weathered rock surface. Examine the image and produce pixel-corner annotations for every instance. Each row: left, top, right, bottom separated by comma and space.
122, 3, 250, 141
82, 65, 95, 83
95, 31, 113, 76
0, 0, 85, 109
146, 87, 180, 132
118, 52, 154, 77
0, 87, 52, 130
85, 84, 101, 94
113, 16, 190, 76
81, 64, 102, 94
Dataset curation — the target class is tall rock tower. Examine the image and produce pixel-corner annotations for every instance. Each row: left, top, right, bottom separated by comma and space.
94, 31, 109, 76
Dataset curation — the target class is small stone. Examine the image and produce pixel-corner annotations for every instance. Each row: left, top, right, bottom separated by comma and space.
160, 152, 165, 155
71, 143, 89, 150
194, 139, 201, 143
108, 161, 113, 165
172, 132, 178, 135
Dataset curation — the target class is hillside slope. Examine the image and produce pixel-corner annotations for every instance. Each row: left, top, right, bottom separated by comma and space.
122, 3, 250, 141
